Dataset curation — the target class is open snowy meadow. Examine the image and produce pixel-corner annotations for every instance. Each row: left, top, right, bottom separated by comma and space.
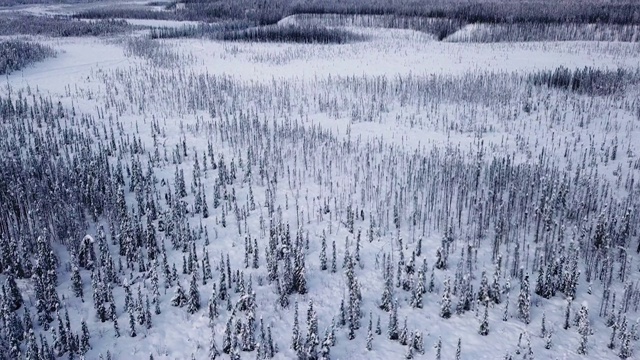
1, 1, 640, 359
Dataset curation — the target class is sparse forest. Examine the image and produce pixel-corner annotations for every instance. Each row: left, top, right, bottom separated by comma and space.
1, 0, 640, 359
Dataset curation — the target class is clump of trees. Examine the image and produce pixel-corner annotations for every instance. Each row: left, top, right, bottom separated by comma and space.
149, 22, 364, 43
0, 14, 132, 37
529, 66, 640, 96
216, 24, 364, 44
0, 40, 54, 75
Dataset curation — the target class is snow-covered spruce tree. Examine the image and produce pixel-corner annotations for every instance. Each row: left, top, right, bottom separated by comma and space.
608, 322, 617, 349
564, 297, 572, 330
405, 336, 414, 359
171, 281, 188, 307
305, 300, 320, 359
456, 338, 461, 360
267, 325, 276, 358
478, 271, 490, 304
479, 302, 489, 336
320, 233, 328, 271
209, 325, 220, 359
388, 299, 399, 340
331, 240, 337, 273
517, 275, 531, 324
525, 333, 534, 359
112, 309, 120, 338
338, 298, 346, 327
411, 272, 424, 308
380, 259, 394, 311
128, 306, 137, 338
145, 295, 152, 329
366, 313, 373, 351
25, 329, 38, 360
223, 317, 233, 354
320, 329, 331, 360
577, 303, 590, 355
413, 331, 424, 354
187, 273, 200, 314
80, 319, 90, 354
619, 327, 633, 359
252, 238, 259, 269
294, 250, 308, 295
292, 301, 301, 352
441, 277, 452, 319
399, 317, 409, 345
71, 267, 83, 300
435, 337, 442, 360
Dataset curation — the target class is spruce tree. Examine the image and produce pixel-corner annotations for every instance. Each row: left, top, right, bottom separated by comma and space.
128, 306, 137, 338
517, 275, 531, 324
413, 331, 424, 354
187, 273, 200, 314
209, 326, 220, 359
440, 277, 452, 319
366, 313, 373, 351
564, 297, 572, 330
252, 239, 259, 269
479, 302, 489, 336
171, 282, 188, 307
222, 316, 233, 354
112, 310, 120, 338
388, 299, 399, 340
71, 267, 83, 300
577, 303, 590, 355
305, 300, 319, 359
331, 240, 337, 273
399, 317, 409, 345
145, 295, 152, 329
80, 319, 90, 354
320, 233, 327, 271
292, 301, 301, 351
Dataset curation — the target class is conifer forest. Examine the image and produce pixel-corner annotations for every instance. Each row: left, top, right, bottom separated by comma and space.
1, 0, 640, 359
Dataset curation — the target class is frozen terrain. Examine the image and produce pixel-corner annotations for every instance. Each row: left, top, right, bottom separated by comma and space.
1, 3, 640, 360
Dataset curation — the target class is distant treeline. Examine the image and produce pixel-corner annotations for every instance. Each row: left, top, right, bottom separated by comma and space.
0, 15, 132, 37
0, 40, 54, 75
529, 66, 640, 96
151, 23, 363, 43
216, 24, 363, 43
288, 1, 640, 25
73, 1, 640, 27
445, 22, 640, 42
0, 0, 101, 6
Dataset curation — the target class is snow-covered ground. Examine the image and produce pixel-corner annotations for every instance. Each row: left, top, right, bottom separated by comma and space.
2, 7, 640, 360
